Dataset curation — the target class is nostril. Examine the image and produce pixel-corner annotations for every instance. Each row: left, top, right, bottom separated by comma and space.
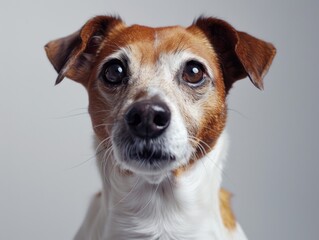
154, 111, 169, 128
125, 108, 142, 126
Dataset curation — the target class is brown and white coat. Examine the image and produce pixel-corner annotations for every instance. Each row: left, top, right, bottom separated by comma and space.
45, 15, 275, 240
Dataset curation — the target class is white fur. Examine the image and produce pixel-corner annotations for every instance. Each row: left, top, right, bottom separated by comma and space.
74, 132, 248, 240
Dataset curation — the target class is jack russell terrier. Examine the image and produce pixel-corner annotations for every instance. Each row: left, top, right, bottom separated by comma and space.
45, 15, 275, 240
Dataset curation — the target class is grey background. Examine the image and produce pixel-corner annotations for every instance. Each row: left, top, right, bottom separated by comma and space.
1, 0, 318, 239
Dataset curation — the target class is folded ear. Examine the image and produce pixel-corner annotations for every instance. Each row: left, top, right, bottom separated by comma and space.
44, 16, 124, 85
193, 17, 276, 91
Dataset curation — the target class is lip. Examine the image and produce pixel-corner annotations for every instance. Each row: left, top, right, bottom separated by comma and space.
128, 148, 176, 164
118, 136, 177, 169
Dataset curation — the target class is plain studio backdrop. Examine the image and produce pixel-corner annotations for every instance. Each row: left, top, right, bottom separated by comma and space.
1, 0, 318, 239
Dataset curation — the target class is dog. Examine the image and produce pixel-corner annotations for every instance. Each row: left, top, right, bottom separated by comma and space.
45, 15, 275, 240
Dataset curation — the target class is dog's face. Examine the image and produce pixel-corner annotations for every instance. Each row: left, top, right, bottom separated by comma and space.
96, 25, 227, 177
45, 16, 275, 179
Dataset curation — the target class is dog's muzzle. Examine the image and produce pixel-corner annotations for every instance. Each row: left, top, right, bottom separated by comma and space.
124, 100, 171, 139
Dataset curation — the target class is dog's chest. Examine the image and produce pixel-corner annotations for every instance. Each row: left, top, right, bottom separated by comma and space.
97, 166, 226, 240
105, 185, 221, 240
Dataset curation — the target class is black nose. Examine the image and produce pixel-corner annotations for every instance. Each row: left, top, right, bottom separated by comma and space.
125, 100, 171, 139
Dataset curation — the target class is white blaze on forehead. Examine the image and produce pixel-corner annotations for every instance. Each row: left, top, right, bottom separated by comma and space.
154, 31, 160, 49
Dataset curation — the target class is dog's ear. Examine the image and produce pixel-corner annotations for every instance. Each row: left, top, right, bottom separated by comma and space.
44, 16, 124, 86
193, 17, 276, 91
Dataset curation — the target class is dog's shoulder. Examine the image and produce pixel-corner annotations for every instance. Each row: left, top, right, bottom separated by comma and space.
220, 188, 236, 230
220, 188, 248, 240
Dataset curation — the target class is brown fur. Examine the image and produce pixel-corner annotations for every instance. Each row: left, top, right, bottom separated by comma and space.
220, 189, 237, 230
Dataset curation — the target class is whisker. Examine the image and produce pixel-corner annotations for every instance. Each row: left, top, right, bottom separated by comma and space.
65, 157, 95, 170
227, 108, 248, 119
93, 123, 114, 129
53, 112, 89, 119
111, 176, 141, 209
166, 173, 177, 203
101, 145, 115, 187
64, 136, 112, 171
188, 136, 228, 178
137, 181, 161, 214
90, 109, 114, 114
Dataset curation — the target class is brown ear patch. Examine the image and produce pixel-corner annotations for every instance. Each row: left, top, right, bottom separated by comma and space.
44, 31, 81, 74
219, 188, 237, 230
44, 16, 125, 85
235, 31, 276, 89
194, 17, 276, 91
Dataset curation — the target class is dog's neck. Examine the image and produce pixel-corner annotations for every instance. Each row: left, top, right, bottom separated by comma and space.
91, 132, 230, 240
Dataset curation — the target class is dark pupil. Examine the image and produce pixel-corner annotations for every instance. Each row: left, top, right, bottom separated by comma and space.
105, 64, 125, 83
183, 63, 203, 83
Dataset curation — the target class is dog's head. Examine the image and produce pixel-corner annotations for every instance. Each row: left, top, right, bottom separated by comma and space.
45, 16, 275, 180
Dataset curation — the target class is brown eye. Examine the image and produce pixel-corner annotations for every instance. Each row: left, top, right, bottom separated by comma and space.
102, 59, 127, 85
182, 61, 205, 85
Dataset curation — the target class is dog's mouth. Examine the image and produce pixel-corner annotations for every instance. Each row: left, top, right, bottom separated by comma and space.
112, 129, 182, 175
122, 138, 176, 168
126, 142, 176, 164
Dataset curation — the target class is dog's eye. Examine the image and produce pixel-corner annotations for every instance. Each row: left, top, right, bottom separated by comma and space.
182, 61, 205, 86
102, 60, 127, 85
